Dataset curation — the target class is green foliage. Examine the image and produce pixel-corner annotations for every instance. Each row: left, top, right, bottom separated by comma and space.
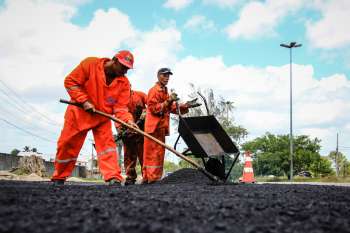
178, 156, 202, 169
163, 161, 180, 172
328, 151, 348, 176
225, 158, 243, 182
313, 156, 335, 177
134, 161, 181, 177
221, 119, 248, 143
242, 132, 332, 177
342, 160, 350, 177
10, 148, 20, 156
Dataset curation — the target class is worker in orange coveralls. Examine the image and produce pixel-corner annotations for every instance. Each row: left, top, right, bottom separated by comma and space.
51, 50, 138, 186
115, 89, 147, 185
142, 68, 201, 184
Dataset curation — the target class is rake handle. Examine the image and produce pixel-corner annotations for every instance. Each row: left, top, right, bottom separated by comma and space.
59, 99, 220, 182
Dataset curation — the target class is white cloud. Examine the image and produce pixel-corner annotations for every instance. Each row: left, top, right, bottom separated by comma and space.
129, 26, 182, 91
306, 0, 350, 49
184, 15, 216, 31
225, 0, 304, 40
0, 0, 182, 159
202, 0, 241, 8
163, 0, 193, 10
169, 56, 350, 156
0, 0, 137, 90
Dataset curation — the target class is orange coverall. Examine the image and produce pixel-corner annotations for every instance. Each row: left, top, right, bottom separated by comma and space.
142, 82, 188, 182
52, 57, 133, 182
116, 90, 147, 182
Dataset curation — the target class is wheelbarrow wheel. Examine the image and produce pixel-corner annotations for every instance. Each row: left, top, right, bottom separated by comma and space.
205, 158, 225, 180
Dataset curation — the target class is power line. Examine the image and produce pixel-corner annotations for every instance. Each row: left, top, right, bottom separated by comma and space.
0, 79, 62, 127
1, 117, 56, 143
1, 116, 92, 156
0, 80, 102, 156
0, 87, 31, 115
0, 101, 58, 137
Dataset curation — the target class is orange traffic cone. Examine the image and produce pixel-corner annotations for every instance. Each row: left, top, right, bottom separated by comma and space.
240, 151, 256, 183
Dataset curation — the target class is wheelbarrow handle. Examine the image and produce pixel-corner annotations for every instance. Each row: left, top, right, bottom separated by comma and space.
197, 92, 210, 115
59, 99, 220, 182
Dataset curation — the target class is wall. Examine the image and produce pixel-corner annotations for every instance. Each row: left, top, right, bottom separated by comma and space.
0, 153, 86, 178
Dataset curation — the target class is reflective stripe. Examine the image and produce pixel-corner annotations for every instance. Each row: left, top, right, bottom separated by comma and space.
143, 165, 163, 168
113, 107, 129, 113
97, 147, 116, 157
66, 85, 81, 91
56, 158, 77, 163
244, 167, 253, 173
245, 157, 252, 162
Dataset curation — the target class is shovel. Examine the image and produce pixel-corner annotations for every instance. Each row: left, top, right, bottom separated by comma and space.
59, 99, 221, 183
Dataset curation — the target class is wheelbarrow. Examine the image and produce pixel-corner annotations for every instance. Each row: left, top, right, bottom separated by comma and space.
173, 92, 240, 182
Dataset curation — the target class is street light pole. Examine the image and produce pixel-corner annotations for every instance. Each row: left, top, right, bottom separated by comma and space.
280, 42, 302, 181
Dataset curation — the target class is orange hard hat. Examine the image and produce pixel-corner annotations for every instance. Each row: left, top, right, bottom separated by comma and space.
115, 50, 134, 69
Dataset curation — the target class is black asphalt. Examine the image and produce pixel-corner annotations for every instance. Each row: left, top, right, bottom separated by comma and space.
1, 168, 350, 233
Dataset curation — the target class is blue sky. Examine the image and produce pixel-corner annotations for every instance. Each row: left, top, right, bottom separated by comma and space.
70, 0, 348, 79
1, 0, 350, 162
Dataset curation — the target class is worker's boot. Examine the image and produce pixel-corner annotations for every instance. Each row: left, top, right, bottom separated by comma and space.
124, 179, 135, 186
52, 180, 64, 186
108, 178, 122, 186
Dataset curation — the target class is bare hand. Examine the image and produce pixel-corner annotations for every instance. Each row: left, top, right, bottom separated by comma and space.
82, 101, 95, 112
127, 120, 140, 130
185, 98, 202, 108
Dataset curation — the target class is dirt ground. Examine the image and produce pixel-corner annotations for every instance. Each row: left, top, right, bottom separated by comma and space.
0, 168, 349, 233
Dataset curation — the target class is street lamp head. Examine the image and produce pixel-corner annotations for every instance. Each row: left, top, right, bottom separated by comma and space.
280, 43, 291, 48
280, 42, 302, 49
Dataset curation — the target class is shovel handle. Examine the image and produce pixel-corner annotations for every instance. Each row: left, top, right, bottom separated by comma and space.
59, 99, 220, 182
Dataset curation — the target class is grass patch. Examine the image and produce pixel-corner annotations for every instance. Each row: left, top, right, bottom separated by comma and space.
256, 176, 350, 183
80, 177, 104, 183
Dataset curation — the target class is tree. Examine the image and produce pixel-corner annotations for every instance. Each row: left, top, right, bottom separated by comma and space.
340, 160, 350, 177
178, 156, 202, 169
242, 133, 328, 177
10, 148, 20, 156
311, 156, 334, 177
328, 151, 347, 177
182, 83, 248, 143
163, 161, 180, 172
23, 146, 31, 152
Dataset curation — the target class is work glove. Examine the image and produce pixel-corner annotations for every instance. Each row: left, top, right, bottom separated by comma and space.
185, 98, 202, 108
168, 92, 179, 103
82, 101, 95, 113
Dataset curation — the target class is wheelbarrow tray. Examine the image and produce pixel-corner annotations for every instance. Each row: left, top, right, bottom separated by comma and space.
178, 115, 239, 158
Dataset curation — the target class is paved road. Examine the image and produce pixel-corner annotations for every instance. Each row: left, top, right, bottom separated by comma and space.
1, 169, 350, 233
259, 181, 350, 187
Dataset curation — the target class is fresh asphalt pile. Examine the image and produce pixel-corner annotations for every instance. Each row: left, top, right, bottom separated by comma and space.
160, 168, 213, 185
1, 168, 350, 233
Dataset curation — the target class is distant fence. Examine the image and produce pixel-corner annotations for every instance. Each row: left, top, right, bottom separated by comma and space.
0, 153, 86, 178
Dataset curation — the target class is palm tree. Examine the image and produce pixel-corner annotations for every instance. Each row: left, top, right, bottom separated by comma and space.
220, 100, 234, 121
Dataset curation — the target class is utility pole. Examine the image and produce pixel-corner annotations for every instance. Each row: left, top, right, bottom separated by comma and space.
89, 139, 95, 178
335, 133, 339, 177
280, 42, 302, 181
